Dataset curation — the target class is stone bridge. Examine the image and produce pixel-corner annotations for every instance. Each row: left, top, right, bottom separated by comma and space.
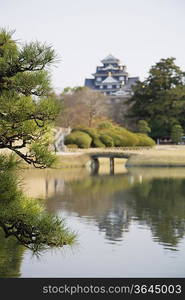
89, 151, 131, 174
65, 146, 152, 174
89, 152, 131, 174
65, 147, 151, 174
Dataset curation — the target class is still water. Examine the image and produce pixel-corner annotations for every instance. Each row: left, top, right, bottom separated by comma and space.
1, 163, 185, 277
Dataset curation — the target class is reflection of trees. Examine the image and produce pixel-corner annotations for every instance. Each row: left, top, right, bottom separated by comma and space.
47, 175, 133, 242
97, 193, 131, 242
127, 178, 185, 248
0, 155, 75, 277
46, 171, 185, 249
47, 175, 130, 215
0, 229, 24, 278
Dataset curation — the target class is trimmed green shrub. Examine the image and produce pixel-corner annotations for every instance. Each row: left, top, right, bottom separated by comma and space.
72, 127, 98, 139
68, 125, 155, 148
114, 127, 139, 146
113, 134, 128, 147
92, 137, 106, 148
65, 131, 92, 148
72, 127, 100, 147
136, 134, 155, 146
100, 134, 114, 147
98, 121, 114, 129
123, 132, 139, 146
99, 127, 139, 147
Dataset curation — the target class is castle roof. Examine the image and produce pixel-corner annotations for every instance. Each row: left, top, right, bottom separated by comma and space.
101, 54, 119, 64
103, 64, 118, 70
102, 75, 118, 84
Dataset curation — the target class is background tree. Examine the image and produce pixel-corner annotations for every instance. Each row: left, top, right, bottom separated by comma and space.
57, 87, 109, 128
0, 29, 60, 168
171, 124, 184, 144
137, 120, 151, 135
128, 58, 185, 139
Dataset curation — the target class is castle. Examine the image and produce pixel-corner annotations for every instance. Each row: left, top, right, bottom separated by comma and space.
85, 54, 139, 96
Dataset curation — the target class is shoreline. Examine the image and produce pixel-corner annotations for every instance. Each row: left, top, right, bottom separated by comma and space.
56, 145, 185, 169
3, 145, 185, 169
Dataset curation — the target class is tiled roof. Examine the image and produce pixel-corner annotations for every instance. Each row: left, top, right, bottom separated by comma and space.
103, 64, 118, 70
102, 76, 118, 84
101, 54, 119, 63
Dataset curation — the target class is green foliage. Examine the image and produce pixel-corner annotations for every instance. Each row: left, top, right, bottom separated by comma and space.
30, 143, 56, 168
0, 29, 60, 168
136, 134, 156, 146
137, 120, 151, 135
92, 137, 106, 148
111, 134, 126, 147
114, 127, 139, 146
72, 127, 106, 147
0, 153, 20, 171
0, 228, 24, 277
129, 177, 185, 247
0, 154, 76, 253
65, 131, 92, 148
100, 134, 114, 147
73, 127, 98, 139
128, 57, 185, 139
98, 121, 114, 129
62, 86, 84, 94
67, 123, 155, 148
171, 124, 184, 144
99, 127, 139, 147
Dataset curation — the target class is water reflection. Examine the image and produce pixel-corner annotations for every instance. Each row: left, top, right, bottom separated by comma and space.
0, 160, 76, 278
0, 229, 24, 278
128, 177, 185, 249
0, 166, 184, 278
23, 167, 185, 250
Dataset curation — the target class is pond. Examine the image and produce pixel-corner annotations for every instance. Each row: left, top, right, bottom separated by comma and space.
0, 163, 185, 277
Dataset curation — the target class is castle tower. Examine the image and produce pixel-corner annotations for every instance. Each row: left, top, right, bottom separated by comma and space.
85, 54, 139, 96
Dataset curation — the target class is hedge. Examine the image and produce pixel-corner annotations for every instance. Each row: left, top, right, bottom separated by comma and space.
65, 124, 155, 148
100, 134, 114, 147
92, 137, 106, 148
136, 134, 156, 146
65, 131, 92, 148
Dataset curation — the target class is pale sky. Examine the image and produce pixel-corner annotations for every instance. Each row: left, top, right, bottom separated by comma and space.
0, 0, 185, 93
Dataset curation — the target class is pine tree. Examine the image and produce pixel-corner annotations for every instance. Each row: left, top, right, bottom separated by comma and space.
0, 29, 60, 167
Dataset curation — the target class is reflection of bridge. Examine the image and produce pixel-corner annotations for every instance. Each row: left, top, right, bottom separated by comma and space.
65, 147, 152, 174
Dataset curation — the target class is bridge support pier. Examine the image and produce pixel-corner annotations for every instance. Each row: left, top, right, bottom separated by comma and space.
91, 158, 100, 175
110, 157, 114, 175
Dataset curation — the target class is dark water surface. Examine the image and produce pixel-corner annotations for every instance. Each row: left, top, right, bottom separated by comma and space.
0, 166, 185, 277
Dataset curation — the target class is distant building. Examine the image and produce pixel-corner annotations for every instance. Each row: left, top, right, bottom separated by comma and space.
85, 54, 139, 96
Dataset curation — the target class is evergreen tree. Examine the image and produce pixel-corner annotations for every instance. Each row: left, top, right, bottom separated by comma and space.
137, 120, 151, 135
128, 58, 185, 139
0, 154, 76, 253
0, 29, 60, 168
171, 124, 184, 144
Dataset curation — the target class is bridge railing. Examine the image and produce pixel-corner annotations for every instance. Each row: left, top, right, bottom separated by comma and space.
65, 146, 153, 153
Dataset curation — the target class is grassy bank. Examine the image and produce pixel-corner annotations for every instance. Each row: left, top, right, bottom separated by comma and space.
55, 148, 185, 169
55, 153, 90, 168
126, 147, 185, 167
3, 145, 185, 169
